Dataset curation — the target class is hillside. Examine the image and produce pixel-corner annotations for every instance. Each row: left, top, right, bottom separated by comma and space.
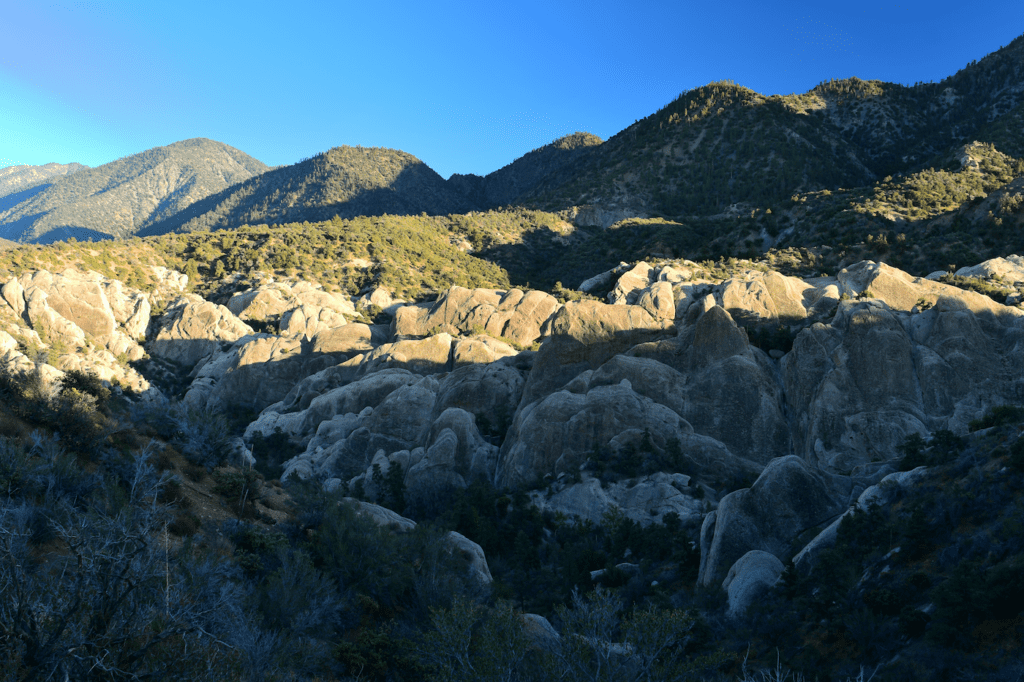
447, 132, 603, 208
482, 36, 1024, 225
0, 139, 268, 243
0, 162, 89, 216
141, 145, 477, 236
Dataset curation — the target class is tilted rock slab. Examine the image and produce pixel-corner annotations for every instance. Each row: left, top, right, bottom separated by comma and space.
393, 286, 559, 348
150, 297, 254, 369
518, 300, 674, 409
698, 456, 849, 587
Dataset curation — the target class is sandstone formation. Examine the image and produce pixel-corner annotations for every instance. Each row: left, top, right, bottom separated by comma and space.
519, 300, 674, 408
393, 286, 559, 348
149, 297, 254, 369
5, 254, 1018, 605
343, 499, 492, 586
227, 280, 356, 324
723, 550, 786, 618
0, 269, 156, 392
698, 456, 849, 587
529, 472, 705, 527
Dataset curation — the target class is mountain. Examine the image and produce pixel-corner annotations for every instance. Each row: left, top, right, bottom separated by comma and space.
449, 36, 1024, 225
140, 145, 476, 236
447, 132, 603, 208
0, 139, 268, 243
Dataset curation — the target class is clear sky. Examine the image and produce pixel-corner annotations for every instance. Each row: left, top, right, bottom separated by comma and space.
1, 1, 1022, 178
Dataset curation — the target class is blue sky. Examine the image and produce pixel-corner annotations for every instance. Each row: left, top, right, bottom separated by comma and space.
1, 1, 1022, 178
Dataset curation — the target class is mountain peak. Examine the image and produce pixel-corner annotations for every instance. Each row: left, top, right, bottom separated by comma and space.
0, 140, 268, 242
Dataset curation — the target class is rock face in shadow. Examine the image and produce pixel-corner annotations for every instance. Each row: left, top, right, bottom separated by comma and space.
518, 300, 674, 408
183, 334, 344, 412
628, 305, 791, 466
723, 550, 786, 618
782, 292, 1024, 474
150, 297, 254, 369
529, 472, 705, 527
698, 456, 848, 588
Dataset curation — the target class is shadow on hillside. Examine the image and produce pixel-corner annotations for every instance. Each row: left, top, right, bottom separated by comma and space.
0, 211, 48, 242
478, 219, 711, 291
35, 227, 115, 244
139, 162, 481, 237
0, 183, 51, 213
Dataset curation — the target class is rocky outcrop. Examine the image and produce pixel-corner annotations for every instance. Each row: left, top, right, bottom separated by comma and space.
792, 466, 929, 574
279, 304, 348, 338
341, 499, 492, 587
698, 456, 848, 587
3, 270, 149, 362
183, 334, 343, 412
149, 298, 254, 369
955, 255, 1024, 283
496, 379, 761, 490
227, 280, 356, 324
782, 292, 1024, 474
628, 307, 791, 465
310, 323, 388, 355
837, 260, 1023, 319
718, 271, 816, 325
393, 286, 559, 348
519, 300, 673, 408
359, 333, 455, 376
530, 472, 705, 527
432, 360, 526, 437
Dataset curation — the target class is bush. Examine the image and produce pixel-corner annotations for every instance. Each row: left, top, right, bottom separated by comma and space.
968, 404, 1024, 432
58, 369, 111, 406
213, 469, 264, 519
171, 403, 229, 468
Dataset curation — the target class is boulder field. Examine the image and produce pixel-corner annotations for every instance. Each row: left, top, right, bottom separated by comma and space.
3, 257, 1022, 605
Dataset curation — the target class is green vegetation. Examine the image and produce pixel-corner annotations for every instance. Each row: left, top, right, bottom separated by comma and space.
143, 145, 474, 236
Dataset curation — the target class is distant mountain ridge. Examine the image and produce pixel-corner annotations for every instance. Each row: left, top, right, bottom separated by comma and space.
0, 162, 89, 198
6, 33, 1024, 269
0, 162, 89, 216
141, 145, 475, 236
0, 139, 267, 243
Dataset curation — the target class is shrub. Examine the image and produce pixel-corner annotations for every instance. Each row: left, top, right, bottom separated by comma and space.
968, 404, 1024, 432
213, 469, 264, 519
171, 403, 229, 468
897, 432, 927, 471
